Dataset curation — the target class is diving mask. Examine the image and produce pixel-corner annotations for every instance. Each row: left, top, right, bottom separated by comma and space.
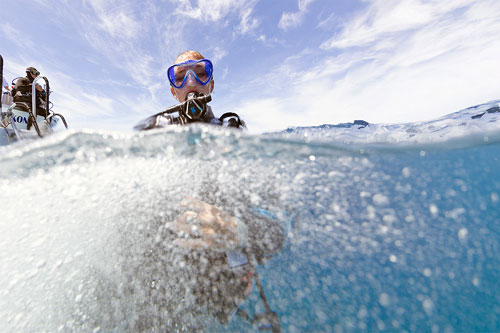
167, 59, 213, 89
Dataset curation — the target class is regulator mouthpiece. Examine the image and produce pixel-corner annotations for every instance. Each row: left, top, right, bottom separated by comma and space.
182, 92, 207, 122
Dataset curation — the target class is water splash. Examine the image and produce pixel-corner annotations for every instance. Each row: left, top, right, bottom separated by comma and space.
1, 108, 500, 331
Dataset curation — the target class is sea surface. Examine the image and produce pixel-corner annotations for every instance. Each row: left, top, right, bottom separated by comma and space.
1, 101, 500, 332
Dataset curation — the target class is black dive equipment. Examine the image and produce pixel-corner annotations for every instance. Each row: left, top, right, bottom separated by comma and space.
134, 93, 245, 131
1, 57, 68, 140
133, 92, 211, 130
183, 91, 210, 122
1, 55, 3, 97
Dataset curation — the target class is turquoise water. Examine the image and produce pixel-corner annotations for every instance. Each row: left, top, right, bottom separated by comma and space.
235, 142, 500, 332
1, 103, 499, 331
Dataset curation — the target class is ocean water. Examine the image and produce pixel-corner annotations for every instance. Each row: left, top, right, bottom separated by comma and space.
1, 101, 500, 332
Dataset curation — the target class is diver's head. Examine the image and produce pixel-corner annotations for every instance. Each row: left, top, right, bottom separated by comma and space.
26, 67, 40, 82
169, 50, 214, 102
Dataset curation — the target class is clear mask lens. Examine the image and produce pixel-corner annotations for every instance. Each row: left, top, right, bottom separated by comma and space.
168, 59, 213, 89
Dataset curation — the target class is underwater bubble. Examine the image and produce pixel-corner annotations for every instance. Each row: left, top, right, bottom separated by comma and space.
445, 208, 466, 220
379, 225, 389, 234
359, 191, 371, 198
372, 194, 389, 206
446, 189, 457, 197
458, 228, 468, 240
331, 203, 341, 213
389, 255, 397, 263
423, 268, 432, 277
32, 236, 47, 248
36, 259, 46, 268
429, 204, 439, 215
491, 192, 499, 203
8, 278, 19, 289
328, 170, 344, 178
379, 293, 390, 307
401, 167, 411, 178
405, 215, 415, 223
357, 306, 368, 319
422, 299, 434, 315
383, 215, 396, 223
26, 269, 39, 280
14, 312, 24, 323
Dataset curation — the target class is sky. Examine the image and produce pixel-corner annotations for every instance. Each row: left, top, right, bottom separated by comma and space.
1, 0, 500, 133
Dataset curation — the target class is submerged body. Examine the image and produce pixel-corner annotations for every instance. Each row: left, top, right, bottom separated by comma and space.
1, 103, 500, 331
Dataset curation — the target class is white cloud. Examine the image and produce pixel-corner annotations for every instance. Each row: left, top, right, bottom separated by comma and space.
0, 23, 36, 50
175, 0, 259, 30
76, 1, 165, 92
316, 12, 338, 30
321, 0, 472, 49
85, 0, 142, 39
238, 8, 260, 34
32, 0, 50, 7
49, 73, 162, 131
278, 0, 317, 31
236, 0, 500, 133
210, 46, 228, 64
255, 34, 285, 47
77, 0, 259, 92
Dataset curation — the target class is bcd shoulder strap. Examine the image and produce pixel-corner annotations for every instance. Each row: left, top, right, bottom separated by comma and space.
219, 112, 245, 129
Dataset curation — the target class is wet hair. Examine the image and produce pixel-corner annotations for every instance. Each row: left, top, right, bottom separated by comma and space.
174, 50, 205, 64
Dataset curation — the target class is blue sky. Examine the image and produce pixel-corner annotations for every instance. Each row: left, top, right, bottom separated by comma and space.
2, 0, 500, 133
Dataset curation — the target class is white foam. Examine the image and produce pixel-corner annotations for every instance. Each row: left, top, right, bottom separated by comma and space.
274, 100, 500, 147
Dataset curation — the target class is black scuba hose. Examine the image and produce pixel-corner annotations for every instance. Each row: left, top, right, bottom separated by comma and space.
1, 54, 3, 98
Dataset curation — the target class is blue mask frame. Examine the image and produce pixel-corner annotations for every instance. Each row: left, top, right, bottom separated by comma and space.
167, 59, 213, 89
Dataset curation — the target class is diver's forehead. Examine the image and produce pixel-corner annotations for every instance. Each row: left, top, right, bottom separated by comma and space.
175, 54, 203, 64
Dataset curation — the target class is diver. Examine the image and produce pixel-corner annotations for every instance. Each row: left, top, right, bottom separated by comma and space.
11, 67, 48, 117
128, 51, 282, 331
134, 50, 245, 130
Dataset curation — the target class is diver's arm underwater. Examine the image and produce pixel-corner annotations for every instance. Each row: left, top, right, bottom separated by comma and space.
162, 194, 285, 330
165, 198, 247, 251
165, 197, 284, 258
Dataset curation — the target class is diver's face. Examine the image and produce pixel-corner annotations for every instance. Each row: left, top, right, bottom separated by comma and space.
170, 55, 214, 102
